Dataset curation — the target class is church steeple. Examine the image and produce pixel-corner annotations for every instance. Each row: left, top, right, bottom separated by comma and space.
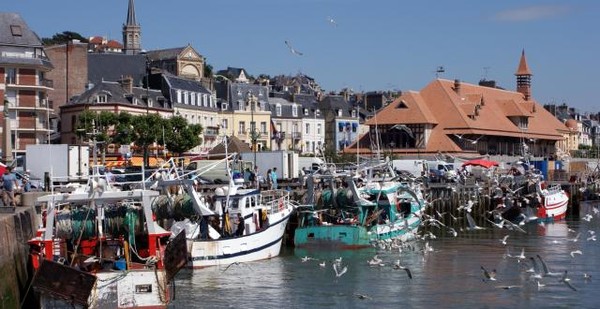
515, 49, 532, 101
122, 0, 141, 55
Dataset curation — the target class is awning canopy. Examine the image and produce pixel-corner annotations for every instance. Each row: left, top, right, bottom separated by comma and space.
461, 159, 499, 169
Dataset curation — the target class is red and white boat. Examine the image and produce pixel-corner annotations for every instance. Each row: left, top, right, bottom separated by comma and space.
27, 173, 187, 308
537, 183, 569, 221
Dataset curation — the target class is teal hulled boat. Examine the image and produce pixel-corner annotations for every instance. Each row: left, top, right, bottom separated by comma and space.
294, 171, 425, 249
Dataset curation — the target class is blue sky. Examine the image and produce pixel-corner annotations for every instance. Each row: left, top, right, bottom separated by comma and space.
5, 0, 599, 112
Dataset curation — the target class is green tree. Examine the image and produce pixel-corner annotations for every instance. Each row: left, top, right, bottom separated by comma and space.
112, 112, 135, 146
164, 116, 203, 156
203, 62, 213, 78
42, 31, 89, 45
131, 114, 165, 167
94, 111, 118, 163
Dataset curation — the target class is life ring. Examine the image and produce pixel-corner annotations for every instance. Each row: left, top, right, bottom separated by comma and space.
278, 199, 284, 211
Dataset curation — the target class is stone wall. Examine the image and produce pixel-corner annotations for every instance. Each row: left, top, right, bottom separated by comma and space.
0, 192, 44, 308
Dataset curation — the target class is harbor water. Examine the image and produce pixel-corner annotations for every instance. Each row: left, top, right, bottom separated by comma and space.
170, 201, 600, 309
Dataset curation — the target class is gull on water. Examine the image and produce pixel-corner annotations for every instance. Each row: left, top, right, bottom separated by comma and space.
319, 261, 326, 268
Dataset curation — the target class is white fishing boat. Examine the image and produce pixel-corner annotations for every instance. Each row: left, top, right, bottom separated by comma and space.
27, 171, 187, 308
155, 146, 294, 268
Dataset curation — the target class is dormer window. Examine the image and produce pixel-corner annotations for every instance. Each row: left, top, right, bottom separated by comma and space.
316, 109, 321, 117
222, 102, 228, 111
304, 108, 309, 116
176, 90, 182, 103
292, 104, 298, 117
337, 109, 342, 117
191, 93, 196, 106
276, 104, 282, 117
203, 94, 208, 107
147, 98, 153, 108
239, 101, 245, 111
351, 110, 357, 118
96, 94, 107, 103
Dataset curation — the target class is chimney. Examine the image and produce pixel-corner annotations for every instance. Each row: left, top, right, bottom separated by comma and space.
453, 79, 461, 95
119, 75, 134, 93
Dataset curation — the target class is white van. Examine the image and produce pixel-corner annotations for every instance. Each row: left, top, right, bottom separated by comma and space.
391, 159, 429, 178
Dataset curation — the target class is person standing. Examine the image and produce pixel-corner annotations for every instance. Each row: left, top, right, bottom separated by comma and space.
266, 169, 272, 189
2, 167, 19, 207
253, 165, 259, 189
271, 167, 278, 190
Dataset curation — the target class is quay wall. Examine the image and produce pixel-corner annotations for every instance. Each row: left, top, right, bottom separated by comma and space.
0, 193, 44, 308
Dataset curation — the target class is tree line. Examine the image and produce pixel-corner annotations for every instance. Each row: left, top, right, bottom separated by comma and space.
76, 111, 202, 167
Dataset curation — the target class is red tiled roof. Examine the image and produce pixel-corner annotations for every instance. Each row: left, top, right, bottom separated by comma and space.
106, 40, 123, 48
365, 91, 437, 125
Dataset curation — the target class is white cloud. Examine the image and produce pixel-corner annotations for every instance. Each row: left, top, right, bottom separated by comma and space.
493, 5, 570, 22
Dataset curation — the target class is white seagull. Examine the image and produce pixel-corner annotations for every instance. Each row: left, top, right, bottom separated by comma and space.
481, 266, 497, 281
499, 235, 509, 246
326, 16, 338, 27
570, 250, 582, 258
333, 262, 348, 278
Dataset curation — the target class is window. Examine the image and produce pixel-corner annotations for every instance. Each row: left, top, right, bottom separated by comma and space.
176, 90, 182, 103
293, 123, 298, 133
317, 124, 322, 135
337, 109, 343, 117
10, 25, 22, 37
351, 110, 357, 118
239, 101, 245, 111
304, 108, 309, 116
239, 121, 246, 134
260, 122, 267, 134
250, 121, 256, 133
197, 93, 202, 105
306, 123, 310, 134
276, 104, 282, 117
222, 119, 228, 129
96, 94, 107, 103
221, 103, 228, 110
292, 105, 298, 117
191, 93, 196, 105
6, 68, 16, 84
203, 94, 208, 107
316, 109, 321, 117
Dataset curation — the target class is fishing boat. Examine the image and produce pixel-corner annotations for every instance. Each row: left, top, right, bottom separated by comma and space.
155, 152, 295, 268
27, 171, 187, 308
536, 182, 569, 221
293, 162, 425, 249
496, 159, 569, 224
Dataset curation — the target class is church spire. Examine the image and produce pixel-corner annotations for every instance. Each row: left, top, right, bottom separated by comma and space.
122, 0, 141, 55
126, 0, 138, 26
515, 49, 532, 101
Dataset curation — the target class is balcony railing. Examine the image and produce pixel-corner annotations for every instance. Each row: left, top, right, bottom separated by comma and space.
292, 132, 302, 140
40, 79, 53, 88
204, 126, 219, 137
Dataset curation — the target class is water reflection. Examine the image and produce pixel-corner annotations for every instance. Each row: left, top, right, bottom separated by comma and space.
171, 202, 600, 309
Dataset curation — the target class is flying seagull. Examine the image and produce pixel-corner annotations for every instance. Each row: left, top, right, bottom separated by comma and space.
481, 266, 497, 281
326, 16, 338, 27
284, 40, 303, 56
559, 270, 577, 291
333, 262, 348, 277
393, 260, 413, 279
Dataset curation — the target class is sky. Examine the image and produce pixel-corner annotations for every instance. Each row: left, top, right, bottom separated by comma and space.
4, 0, 599, 112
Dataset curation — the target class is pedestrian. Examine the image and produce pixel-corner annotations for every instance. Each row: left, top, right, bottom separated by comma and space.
266, 169, 272, 189
271, 167, 278, 190
2, 167, 19, 207
253, 165, 259, 189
